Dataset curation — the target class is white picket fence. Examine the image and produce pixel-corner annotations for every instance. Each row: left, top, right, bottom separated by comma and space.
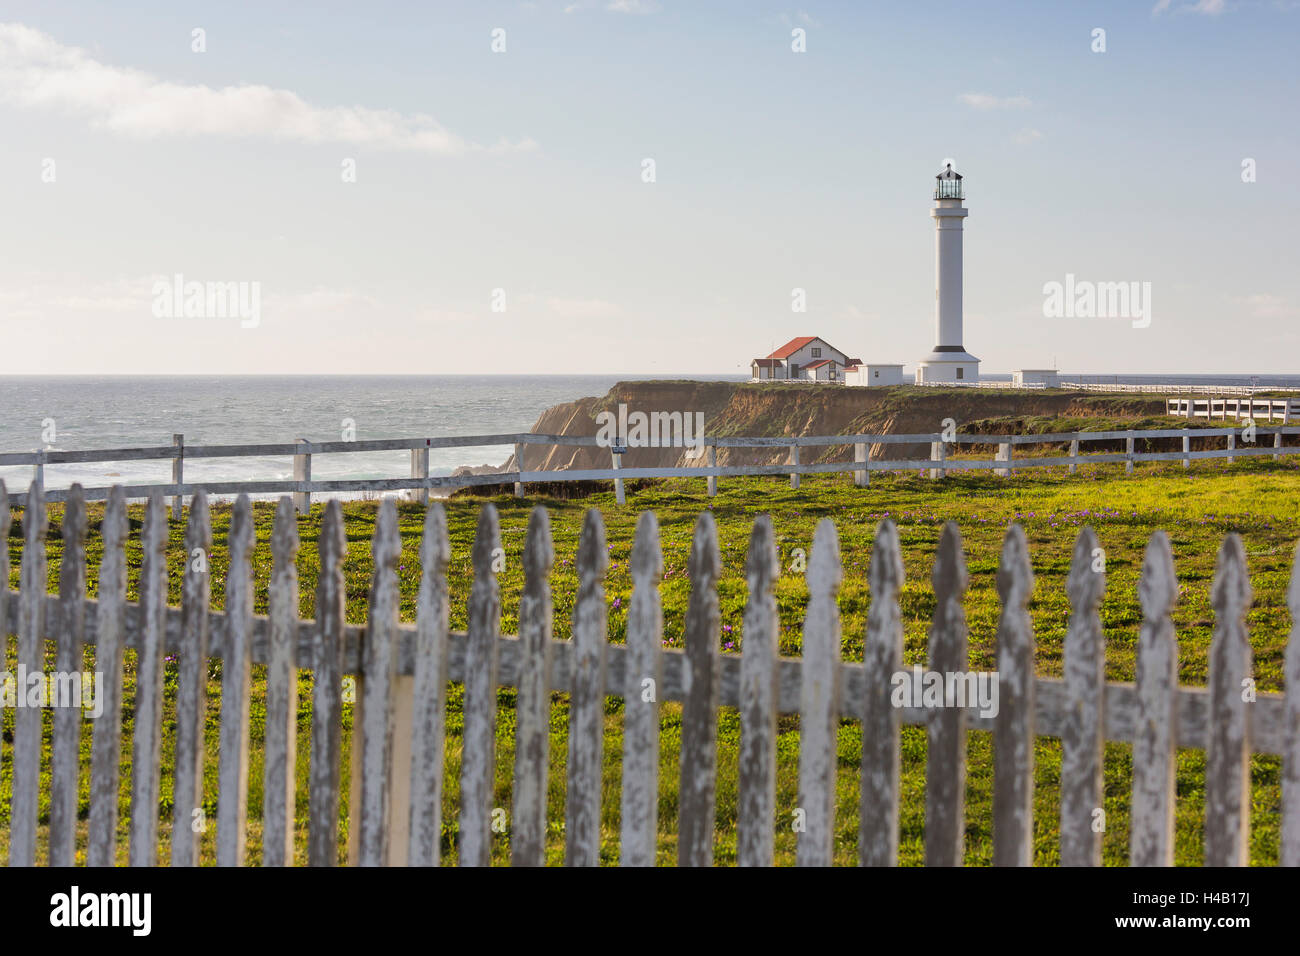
3, 478, 1299, 866
6, 423, 1299, 511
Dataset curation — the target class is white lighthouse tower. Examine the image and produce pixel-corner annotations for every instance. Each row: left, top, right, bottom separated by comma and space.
915, 163, 980, 384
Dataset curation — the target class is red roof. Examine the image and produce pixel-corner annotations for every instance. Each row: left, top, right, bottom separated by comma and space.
751, 358, 782, 367
804, 358, 838, 371
845, 358, 862, 367
766, 336, 819, 359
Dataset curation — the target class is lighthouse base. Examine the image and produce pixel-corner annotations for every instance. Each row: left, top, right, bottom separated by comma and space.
915, 349, 980, 385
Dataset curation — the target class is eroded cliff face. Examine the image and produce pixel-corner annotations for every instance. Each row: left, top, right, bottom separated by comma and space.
500, 382, 1169, 472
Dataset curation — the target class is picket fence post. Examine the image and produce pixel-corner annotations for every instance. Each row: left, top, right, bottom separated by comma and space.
87, 486, 128, 867
621, 511, 664, 866
511, 507, 553, 867
567, 509, 609, 866
308, 500, 347, 866
459, 505, 502, 867
993, 524, 1034, 866
1130, 531, 1178, 866
1060, 526, 1106, 866
1205, 534, 1253, 866
216, 494, 254, 867
797, 519, 842, 866
925, 522, 969, 867
48, 485, 88, 866
860, 519, 903, 866
411, 503, 452, 867
738, 514, 779, 866
172, 492, 212, 867
678, 511, 720, 866
261, 497, 301, 867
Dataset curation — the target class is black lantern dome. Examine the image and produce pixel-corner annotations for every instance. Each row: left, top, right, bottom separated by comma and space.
934, 163, 963, 200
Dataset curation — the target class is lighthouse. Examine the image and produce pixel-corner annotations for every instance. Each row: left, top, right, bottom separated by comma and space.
915, 163, 980, 384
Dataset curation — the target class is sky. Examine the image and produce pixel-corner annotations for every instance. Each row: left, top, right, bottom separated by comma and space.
2, 0, 1297, 376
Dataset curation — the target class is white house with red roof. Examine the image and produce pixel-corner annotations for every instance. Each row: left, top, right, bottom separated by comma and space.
751, 336, 862, 383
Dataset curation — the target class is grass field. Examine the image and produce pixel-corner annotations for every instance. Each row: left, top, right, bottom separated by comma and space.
3, 456, 1299, 865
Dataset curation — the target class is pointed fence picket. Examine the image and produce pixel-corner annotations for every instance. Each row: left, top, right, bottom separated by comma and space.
2, 485, 1300, 867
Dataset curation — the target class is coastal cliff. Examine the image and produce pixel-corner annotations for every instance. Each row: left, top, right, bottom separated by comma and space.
495, 382, 1172, 473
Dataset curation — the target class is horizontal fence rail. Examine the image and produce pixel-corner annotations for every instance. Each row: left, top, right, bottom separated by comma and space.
6, 423, 1300, 508
2, 478, 1300, 866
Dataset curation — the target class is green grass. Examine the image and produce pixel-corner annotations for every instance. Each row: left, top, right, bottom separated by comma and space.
3, 456, 1298, 865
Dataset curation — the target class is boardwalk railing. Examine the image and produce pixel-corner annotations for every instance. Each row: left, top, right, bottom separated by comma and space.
6, 423, 1300, 510
3, 479, 1299, 866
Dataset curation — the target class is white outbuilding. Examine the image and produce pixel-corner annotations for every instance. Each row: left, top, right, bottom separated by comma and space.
1012, 369, 1061, 387
844, 363, 906, 387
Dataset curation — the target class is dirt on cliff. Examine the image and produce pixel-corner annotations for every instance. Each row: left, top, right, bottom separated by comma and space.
497, 382, 1174, 473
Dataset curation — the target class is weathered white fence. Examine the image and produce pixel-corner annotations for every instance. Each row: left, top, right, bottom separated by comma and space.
6, 423, 1299, 511
1167, 396, 1297, 422
3, 478, 1299, 866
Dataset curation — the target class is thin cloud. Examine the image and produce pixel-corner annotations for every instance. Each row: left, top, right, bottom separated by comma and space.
607, 0, 662, 13
1013, 128, 1043, 144
1153, 0, 1226, 15
958, 92, 1032, 110
0, 23, 536, 154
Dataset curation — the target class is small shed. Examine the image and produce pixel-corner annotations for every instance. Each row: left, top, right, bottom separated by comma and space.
845, 363, 906, 387
1012, 369, 1060, 388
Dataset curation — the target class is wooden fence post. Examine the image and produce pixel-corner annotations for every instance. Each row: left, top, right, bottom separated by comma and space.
738, 514, 779, 866
293, 438, 311, 514
32, 449, 44, 496
87, 487, 127, 867
797, 519, 841, 866
511, 507, 553, 867
48, 485, 88, 867
789, 444, 800, 490
621, 511, 663, 866
410, 446, 429, 506
612, 448, 626, 505
1205, 534, 1253, 866
1130, 531, 1178, 866
216, 495, 254, 868
1183, 431, 1191, 469
460, 505, 502, 867
567, 509, 609, 866
172, 492, 212, 868
1282, 541, 1300, 867
309, 501, 346, 866
1060, 526, 1106, 866
130, 493, 169, 867
707, 442, 717, 497
358, 500, 401, 866
929, 440, 945, 480
263, 497, 300, 867
993, 524, 1035, 867
172, 433, 184, 519
1069, 438, 1079, 475
860, 519, 903, 866
854, 442, 869, 487
1125, 435, 1135, 474
995, 442, 1011, 478
678, 511, 721, 866
926, 522, 970, 867
411, 503, 452, 867
1227, 430, 1236, 465
514, 442, 525, 498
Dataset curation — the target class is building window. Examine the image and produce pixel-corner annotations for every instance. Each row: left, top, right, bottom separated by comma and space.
956, 367, 964, 380
873, 369, 879, 378
829, 370, 837, 380
811, 347, 821, 357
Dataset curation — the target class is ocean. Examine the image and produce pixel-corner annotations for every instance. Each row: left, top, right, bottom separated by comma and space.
0, 374, 746, 493
3, 373, 1297, 494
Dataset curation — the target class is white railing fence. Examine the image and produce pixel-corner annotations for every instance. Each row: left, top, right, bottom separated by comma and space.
6, 423, 1299, 511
